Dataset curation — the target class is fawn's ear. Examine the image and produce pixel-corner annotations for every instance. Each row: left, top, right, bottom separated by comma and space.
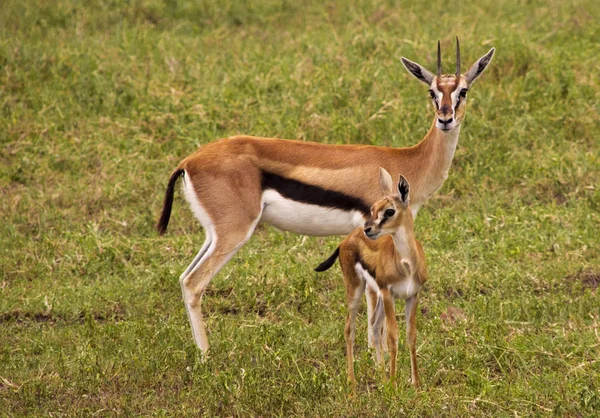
465, 48, 495, 84
397, 175, 410, 205
379, 168, 394, 195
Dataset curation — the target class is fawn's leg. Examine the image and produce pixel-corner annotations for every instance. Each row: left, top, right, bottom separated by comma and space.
405, 293, 420, 387
382, 289, 398, 386
345, 281, 365, 391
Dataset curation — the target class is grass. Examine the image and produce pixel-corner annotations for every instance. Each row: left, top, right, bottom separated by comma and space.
1, 0, 599, 415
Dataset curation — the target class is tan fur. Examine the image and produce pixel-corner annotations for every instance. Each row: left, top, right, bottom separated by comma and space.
174, 128, 448, 353
159, 43, 494, 352
178, 127, 456, 216
332, 170, 427, 390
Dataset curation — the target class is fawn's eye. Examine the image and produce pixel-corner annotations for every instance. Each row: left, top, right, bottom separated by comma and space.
384, 209, 395, 217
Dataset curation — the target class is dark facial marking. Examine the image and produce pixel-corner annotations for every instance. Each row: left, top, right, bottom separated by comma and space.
455, 88, 468, 110
261, 171, 370, 216
378, 206, 395, 227
428, 90, 439, 109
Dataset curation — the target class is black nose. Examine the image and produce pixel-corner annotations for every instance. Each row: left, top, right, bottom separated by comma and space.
438, 117, 454, 125
364, 227, 372, 234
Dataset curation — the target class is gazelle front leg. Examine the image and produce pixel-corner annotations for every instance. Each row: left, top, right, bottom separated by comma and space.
382, 289, 398, 386
344, 282, 364, 391
405, 293, 420, 387
366, 287, 378, 348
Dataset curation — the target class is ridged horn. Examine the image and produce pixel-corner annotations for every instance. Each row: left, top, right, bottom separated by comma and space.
437, 40, 441, 76
455, 36, 461, 76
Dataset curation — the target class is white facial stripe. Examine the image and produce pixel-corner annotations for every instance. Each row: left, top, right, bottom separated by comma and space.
450, 88, 460, 110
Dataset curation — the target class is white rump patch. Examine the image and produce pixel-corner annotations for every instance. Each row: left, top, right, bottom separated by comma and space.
260, 190, 364, 236
355, 262, 380, 295
180, 171, 217, 278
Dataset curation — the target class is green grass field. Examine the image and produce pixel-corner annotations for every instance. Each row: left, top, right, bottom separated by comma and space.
1, 0, 599, 416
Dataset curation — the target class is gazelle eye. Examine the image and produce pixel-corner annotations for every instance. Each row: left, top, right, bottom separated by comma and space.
384, 209, 395, 217
459, 89, 468, 98
428, 90, 436, 99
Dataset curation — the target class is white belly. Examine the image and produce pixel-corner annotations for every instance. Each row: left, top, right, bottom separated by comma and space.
356, 262, 421, 300
260, 190, 365, 236
388, 275, 421, 299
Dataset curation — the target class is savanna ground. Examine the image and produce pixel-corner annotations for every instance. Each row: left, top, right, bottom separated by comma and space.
1, 0, 599, 416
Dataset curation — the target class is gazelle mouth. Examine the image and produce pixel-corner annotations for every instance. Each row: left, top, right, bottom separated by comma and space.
364, 231, 380, 240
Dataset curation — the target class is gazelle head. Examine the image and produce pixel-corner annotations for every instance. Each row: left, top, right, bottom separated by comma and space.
401, 38, 495, 132
364, 168, 412, 240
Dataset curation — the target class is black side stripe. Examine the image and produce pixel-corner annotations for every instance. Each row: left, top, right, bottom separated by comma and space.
261, 171, 370, 215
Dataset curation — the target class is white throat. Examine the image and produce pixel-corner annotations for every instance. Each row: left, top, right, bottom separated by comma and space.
391, 226, 414, 262
438, 125, 461, 169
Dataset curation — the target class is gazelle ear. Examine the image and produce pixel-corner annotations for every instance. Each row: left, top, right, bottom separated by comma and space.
401, 57, 435, 85
397, 175, 410, 204
465, 47, 495, 84
379, 168, 394, 195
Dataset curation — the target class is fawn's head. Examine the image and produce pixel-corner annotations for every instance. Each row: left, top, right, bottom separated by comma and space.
364, 168, 412, 240
401, 38, 495, 132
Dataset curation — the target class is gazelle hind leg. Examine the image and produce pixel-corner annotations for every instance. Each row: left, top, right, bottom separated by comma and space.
370, 292, 387, 367
367, 287, 389, 353
179, 170, 218, 282
179, 233, 213, 281
178, 233, 215, 352
178, 164, 263, 352
180, 217, 260, 352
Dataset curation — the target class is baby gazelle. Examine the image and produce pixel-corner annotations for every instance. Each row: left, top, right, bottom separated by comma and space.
315, 168, 427, 388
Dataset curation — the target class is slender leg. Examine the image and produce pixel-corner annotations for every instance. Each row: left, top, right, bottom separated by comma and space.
405, 293, 420, 387
371, 293, 385, 367
179, 233, 213, 281
179, 165, 263, 352
180, 216, 260, 353
344, 281, 365, 392
382, 289, 398, 386
367, 287, 389, 353
366, 287, 378, 348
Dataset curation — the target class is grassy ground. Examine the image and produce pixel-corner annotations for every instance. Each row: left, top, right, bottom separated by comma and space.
1, 0, 599, 416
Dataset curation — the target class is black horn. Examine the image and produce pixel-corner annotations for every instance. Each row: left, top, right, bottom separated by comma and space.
455, 36, 461, 76
437, 40, 442, 76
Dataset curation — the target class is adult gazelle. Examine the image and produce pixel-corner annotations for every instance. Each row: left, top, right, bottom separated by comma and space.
157, 39, 494, 352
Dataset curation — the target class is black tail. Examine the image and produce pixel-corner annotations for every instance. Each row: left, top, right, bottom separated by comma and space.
157, 168, 184, 235
314, 247, 340, 272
